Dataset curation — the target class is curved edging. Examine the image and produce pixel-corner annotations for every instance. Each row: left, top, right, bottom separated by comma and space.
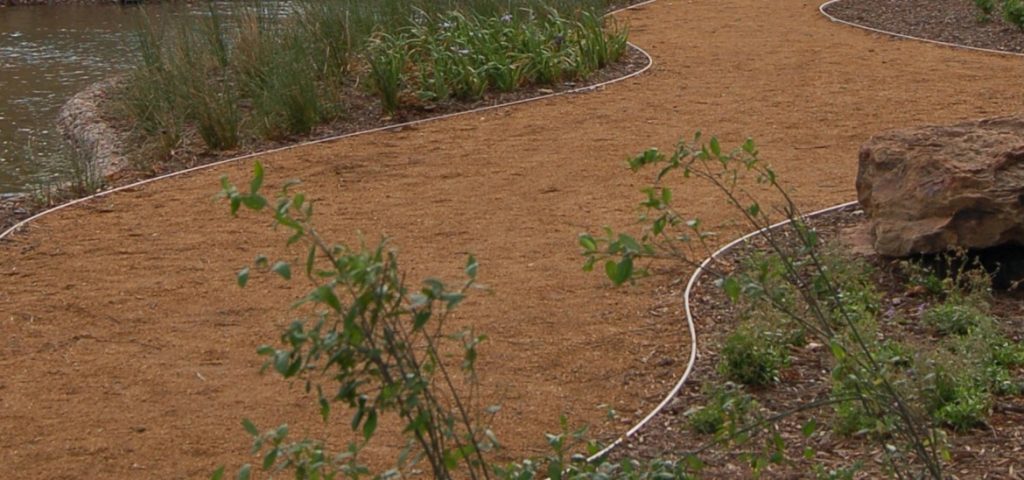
819, 0, 1024, 58
588, 0, 1024, 459
586, 200, 859, 462
0, 0, 657, 241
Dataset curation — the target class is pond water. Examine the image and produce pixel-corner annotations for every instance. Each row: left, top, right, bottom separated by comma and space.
0, 3, 285, 194
0, 5, 143, 194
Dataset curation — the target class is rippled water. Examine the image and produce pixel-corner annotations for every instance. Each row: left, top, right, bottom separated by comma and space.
0, 5, 145, 194
0, 3, 288, 194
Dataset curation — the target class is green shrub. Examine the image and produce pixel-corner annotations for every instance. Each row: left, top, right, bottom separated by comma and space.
931, 380, 991, 432
829, 341, 908, 437
717, 326, 788, 386
192, 85, 241, 150
689, 404, 725, 435
975, 0, 996, 15
688, 388, 755, 435
366, 33, 409, 115
1005, 0, 1024, 29
923, 303, 991, 336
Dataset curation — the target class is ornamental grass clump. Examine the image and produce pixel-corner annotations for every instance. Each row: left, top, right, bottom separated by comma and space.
120, 0, 629, 156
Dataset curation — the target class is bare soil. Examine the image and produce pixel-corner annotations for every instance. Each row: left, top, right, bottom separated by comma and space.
3, 0, 1024, 478
825, 0, 1024, 53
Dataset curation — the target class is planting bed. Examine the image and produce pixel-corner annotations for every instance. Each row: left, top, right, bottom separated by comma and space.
2, 0, 1024, 478
824, 0, 1024, 53
614, 207, 1024, 477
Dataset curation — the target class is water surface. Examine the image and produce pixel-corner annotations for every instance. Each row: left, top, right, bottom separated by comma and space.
0, 5, 143, 193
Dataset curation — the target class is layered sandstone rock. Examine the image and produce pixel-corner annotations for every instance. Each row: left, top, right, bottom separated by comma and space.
857, 115, 1024, 256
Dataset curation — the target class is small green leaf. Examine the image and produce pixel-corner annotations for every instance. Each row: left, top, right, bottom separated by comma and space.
578, 234, 597, 252
604, 260, 619, 284
250, 162, 264, 194
242, 418, 259, 436
305, 245, 317, 278
241, 194, 267, 211
273, 351, 291, 376
254, 255, 269, 269
262, 448, 279, 470
830, 340, 846, 361
237, 267, 250, 288
709, 137, 721, 156
363, 410, 378, 440
319, 393, 331, 423
802, 418, 818, 438
271, 261, 291, 280
237, 464, 251, 480
742, 138, 757, 154
722, 277, 741, 302
465, 254, 479, 280
605, 257, 633, 286
410, 309, 430, 331
311, 285, 342, 312
211, 466, 225, 480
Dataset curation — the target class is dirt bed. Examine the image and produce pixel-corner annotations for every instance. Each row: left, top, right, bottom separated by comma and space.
2, 0, 1024, 478
616, 207, 1024, 477
824, 0, 1024, 53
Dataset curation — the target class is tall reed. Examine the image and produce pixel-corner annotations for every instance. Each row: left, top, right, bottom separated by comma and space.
119, 0, 626, 154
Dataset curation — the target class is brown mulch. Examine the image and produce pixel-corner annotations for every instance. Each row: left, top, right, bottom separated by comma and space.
824, 0, 1024, 54
2, 0, 1024, 478
614, 207, 1024, 478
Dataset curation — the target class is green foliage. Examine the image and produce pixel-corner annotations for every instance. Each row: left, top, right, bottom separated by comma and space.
582, 134, 952, 478
24, 139, 106, 209
366, 33, 408, 115
688, 404, 725, 435
923, 302, 991, 336
375, 9, 629, 107
972, 0, 1024, 27
1005, 0, 1024, 29
830, 337, 907, 437
687, 387, 755, 435
975, 0, 996, 15
218, 162, 494, 480
217, 162, 712, 480
924, 363, 992, 432
718, 326, 788, 386
120, 0, 629, 159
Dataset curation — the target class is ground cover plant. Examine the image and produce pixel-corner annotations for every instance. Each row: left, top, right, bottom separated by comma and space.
119, 0, 628, 162
580, 134, 1024, 477
973, 0, 1024, 27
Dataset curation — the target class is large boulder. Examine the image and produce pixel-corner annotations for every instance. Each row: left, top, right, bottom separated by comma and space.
857, 115, 1024, 257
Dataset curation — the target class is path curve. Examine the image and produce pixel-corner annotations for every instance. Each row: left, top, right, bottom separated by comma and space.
820, 0, 1024, 58
2, 1, 1024, 478
595, 3, 1024, 459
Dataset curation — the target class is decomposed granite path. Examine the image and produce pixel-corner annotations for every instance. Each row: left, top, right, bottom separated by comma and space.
3, 0, 1024, 477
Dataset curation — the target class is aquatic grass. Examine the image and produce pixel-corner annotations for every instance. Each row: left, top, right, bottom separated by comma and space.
118, 0, 629, 157
366, 33, 409, 115
381, 8, 630, 106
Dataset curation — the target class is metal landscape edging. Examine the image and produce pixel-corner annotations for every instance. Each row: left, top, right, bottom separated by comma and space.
819, 0, 1024, 59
